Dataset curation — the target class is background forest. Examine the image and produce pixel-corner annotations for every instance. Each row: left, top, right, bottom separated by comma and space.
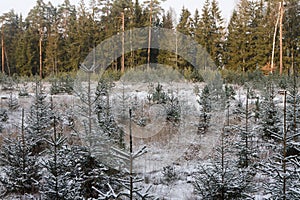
0, 0, 299, 78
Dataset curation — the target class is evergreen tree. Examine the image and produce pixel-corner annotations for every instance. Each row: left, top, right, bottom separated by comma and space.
224, 84, 236, 126
193, 0, 224, 68
24, 0, 48, 77
196, 0, 210, 46
225, 0, 264, 72
209, 0, 225, 68
252, 0, 272, 70
234, 87, 257, 168
161, 9, 174, 29
283, 0, 300, 74
74, 72, 120, 168
176, 7, 192, 36
95, 78, 124, 148
44, 3, 61, 76
157, 8, 177, 69
67, 145, 111, 199
0, 109, 40, 196
57, 0, 78, 72
41, 100, 81, 200
194, 127, 255, 199
143, 0, 166, 68
176, 7, 194, 69
13, 16, 31, 76
197, 85, 211, 134
260, 88, 300, 199
25, 80, 52, 155
259, 82, 281, 140
0, 10, 22, 75
286, 75, 300, 139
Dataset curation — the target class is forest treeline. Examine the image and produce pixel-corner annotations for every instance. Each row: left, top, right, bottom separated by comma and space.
0, 0, 299, 77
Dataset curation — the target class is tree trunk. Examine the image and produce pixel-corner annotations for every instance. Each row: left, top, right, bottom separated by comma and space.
279, 2, 284, 75
1, 26, 4, 74
271, 3, 281, 73
147, 0, 153, 70
39, 28, 43, 79
282, 90, 287, 200
129, 108, 133, 200
121, 12, 125, 73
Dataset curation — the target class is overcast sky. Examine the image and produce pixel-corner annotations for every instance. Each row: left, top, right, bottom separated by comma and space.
0, 0, 237, 23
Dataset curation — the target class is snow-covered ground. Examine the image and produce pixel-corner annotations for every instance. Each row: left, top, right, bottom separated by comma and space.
0, 79, 295, 199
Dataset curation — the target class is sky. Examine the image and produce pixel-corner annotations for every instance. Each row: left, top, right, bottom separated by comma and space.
0, 0, 237, 23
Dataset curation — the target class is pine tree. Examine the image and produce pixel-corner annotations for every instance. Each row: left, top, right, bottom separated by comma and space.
0, 10, 22, 75
25, 0, 49, 77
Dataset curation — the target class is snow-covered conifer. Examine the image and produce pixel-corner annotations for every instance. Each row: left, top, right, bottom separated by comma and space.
0, 109, 40, 196
194, 127, 255, 199
234, 87, 258, 168
260, 88, 300, 199
197, 85, 211, 134
7, 92, 19, 110
25, 81, 52, 155
95, 78, 124, 148
259, 82, 281, 140
41, 99, 81, 199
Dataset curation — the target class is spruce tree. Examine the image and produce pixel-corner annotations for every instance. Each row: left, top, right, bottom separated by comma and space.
25, 80, 52, 155
57, 0, 78, 72
41, 98, 81, 200
225, 0, 263, 72
176, 7, 192, 36
95, 78, 124, 148
0, 109, 40, 196
44, 4, 61, 76
176, 7, 194, 69
209, 0, 225, 68
260, 89, 300, 199
194, 127, 254, 199
74, 72, 120, 168
234, 87, 257, 168
259, 82, 281, 140
67, 145, 111, 199
283, 0, 300, 74
197, 85, 211, 134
